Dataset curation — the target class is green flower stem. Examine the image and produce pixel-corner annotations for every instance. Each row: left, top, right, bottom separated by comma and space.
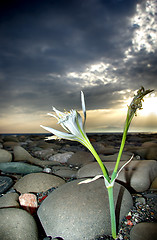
111, 109, 133, 182
107, 186, 117, 239
85, 138, 110, 182
76, 115, 110, 183
85, 137, 117, 239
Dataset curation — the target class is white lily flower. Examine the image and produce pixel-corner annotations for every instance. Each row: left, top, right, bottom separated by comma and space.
41, 91, 111, 183
40, 92, 90, 146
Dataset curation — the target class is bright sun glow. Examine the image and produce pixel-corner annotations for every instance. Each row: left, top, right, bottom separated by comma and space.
139, 94, 157, 116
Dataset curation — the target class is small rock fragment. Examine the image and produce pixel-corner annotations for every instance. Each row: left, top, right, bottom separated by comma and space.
19, 193, 38, 214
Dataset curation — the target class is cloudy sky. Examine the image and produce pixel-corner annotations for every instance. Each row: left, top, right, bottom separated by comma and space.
0, 0, 157, 134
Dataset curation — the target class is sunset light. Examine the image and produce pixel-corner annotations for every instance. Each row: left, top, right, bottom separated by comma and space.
0, 0, 156, 133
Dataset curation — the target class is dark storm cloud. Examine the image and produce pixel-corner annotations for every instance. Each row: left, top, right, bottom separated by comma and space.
0, 0, 156, 118
113, 50, 157, 91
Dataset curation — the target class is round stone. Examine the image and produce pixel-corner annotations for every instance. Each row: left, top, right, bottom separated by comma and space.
14, 172, 65, 193
3, 135, 19, 142
3, 141, 20, 150
0, 208, 38, 240
0, 162, 42, 175
0, 193, 19, 208
130, 222, 157, 240
150, 176, 157, 190
0, 149, 12, 163
48, 152, 74, 163
13, 146, 33, 161
92, 142, 118, 154
0, 176, 13, 194
67, 151, 94, 167
54, 169, 77, 178
38, 179, 133, 240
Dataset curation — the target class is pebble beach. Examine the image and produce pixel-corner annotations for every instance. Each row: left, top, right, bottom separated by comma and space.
0, 132, 157, 240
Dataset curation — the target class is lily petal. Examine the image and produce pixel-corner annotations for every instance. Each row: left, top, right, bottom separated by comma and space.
45, 135, 61, 141
78, 175, 103, 184
76, 112, 84, 132
47, 113, 59, 120
78, 174, 113, 189
60, 110, 83, 138
116, 155, 134, 178
81, 91, 86, 128
40, 125, 76, 141
52, 107, 67, 119
47, 112, 71, 132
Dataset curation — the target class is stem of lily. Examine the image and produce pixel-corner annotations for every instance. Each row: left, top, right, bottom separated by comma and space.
76, 115, 110, 182
107, 186, 117, 239
85, 139, 110, 182
84, 138, 117, 238
111, 109, 133, 182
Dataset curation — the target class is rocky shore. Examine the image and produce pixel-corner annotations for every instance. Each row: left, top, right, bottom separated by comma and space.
0, 133, 157, 240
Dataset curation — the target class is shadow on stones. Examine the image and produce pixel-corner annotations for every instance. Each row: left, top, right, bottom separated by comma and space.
124, 161, 141, 187
115, 160, 142, 194
115, 185, 125, 231
115, 162, 142, 232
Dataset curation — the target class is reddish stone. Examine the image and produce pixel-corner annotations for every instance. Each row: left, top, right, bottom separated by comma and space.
126, 215, 132, 220
127, 220, 133, 226
38, 195, 48, 203
19, 193, 38, 215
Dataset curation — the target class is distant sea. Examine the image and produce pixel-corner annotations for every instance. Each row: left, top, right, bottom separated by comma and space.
0, 132, 156, 136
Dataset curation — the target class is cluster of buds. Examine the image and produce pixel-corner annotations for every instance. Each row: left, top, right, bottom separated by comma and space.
129, 86, 153, 118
